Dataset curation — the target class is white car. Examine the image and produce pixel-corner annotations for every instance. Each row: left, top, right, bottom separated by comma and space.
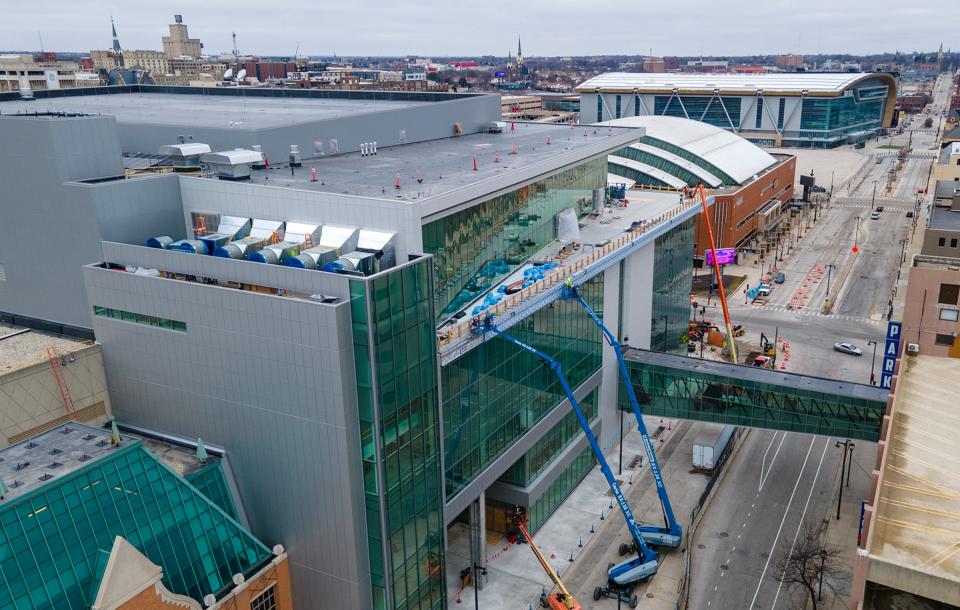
834, 342, 863, 356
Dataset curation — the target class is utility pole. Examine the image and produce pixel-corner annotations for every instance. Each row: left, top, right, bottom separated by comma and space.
835, 439, 855, 519
867, 340, 878, 385
870, 180, 878, 209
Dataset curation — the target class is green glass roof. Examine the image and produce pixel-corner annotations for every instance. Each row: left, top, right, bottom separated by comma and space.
0, 424, 271, 609
186, 460, 240, 522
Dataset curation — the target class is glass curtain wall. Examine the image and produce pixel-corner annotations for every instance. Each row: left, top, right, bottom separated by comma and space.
441, 276, 603, 499
654, 96, 742, 129
799, 95, 883, 145
651, 218, 695, 353
527, 447, 596, 533
422, 158, 606, 321
350, 258, 445, 610
500, 389, 598, 486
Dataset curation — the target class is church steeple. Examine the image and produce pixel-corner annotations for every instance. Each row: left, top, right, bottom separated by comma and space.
111, 17, 122, 53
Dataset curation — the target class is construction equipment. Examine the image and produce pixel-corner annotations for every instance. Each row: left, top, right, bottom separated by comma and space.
471, 315, 656, 606
694, 184, 738, 363
562, 285, 682, 549
46, 348, 77, 419
509, 508, 581, 610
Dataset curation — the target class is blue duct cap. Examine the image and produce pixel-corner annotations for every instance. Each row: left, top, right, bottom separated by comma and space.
247, 251, 268, 263
285, 256, 307, 268
212, 247, 232, 258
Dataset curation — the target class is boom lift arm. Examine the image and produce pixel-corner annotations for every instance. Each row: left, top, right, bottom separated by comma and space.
564, 285, 682, 549
471, 316, 658, 596
510, 509, 581, 610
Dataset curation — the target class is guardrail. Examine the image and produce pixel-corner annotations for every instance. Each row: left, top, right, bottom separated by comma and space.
437, 199, 701, 363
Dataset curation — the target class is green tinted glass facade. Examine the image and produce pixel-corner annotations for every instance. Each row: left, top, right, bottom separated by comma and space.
0, 442, 269, 609
651, 218, 695, 353
500, 389, 598, 486
350, 259, 445, 610
442, 276, 603, 499
654, 96, 742, 129
799, 94, 884, 145
422, 158, 606, 320
527, 446, 595, 534
185, 460, 240, 521
639, 136, 737, 185
613, 146, 708, 187
619, 353, 885, 441
93, 305, 186, 332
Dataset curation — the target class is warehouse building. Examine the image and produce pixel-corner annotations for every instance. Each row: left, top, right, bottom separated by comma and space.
577, 72, 898, 148
0, 86, 703, 610
604, 115, 796, 259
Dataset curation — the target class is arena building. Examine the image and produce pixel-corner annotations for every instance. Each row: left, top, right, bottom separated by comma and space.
578, 72, 898, 148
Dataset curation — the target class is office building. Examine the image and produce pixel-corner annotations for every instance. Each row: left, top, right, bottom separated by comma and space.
605, 116, 796, 258
933, 141, 960, 182
775, 54, 804, 69
0, 85, 703, 609
162, 14, 202, 59
577, 72, 898, 147
0, 422, 292, 609
0, 54, 99, 92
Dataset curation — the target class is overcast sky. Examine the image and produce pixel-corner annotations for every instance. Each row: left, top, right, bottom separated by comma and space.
3, 1, 957, 57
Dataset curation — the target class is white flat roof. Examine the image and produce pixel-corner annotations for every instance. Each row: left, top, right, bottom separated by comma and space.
603, 116, 777, 185
577, 72, 888, 95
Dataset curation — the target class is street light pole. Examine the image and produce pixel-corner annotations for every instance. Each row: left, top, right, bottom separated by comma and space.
818, 549, 827, 601
867, 340, 878, 385
871, 180, 878, 209
836, 439, 855, 519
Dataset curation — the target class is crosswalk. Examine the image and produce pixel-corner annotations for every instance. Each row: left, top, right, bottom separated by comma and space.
750, 304, 882, 324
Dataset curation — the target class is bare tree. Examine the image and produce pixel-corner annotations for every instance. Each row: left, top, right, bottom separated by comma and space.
771, 520, 845, 610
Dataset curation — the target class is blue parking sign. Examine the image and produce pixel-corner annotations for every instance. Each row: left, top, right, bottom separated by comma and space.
886, 322, 902, 342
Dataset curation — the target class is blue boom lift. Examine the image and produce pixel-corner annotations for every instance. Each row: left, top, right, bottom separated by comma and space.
562, 283, 683, 551
471, 315, 657, 607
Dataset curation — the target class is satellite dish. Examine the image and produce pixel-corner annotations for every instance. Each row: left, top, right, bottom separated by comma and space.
235, 69, 247, 81
223, 68, 233, 80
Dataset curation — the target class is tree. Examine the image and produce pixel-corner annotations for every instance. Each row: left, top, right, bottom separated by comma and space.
924, 117, 934, 128
457, 76, 468, 89
771, 520, 845, 610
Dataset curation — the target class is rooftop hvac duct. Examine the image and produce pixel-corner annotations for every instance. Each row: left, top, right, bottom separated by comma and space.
200, 149, 264, 181
284, 222, 321, 246
317, 225, 359, 253
249, 219, 285, 242
213, 235, 268, 259
217, 216, 252, 239
356, 230, 398, 272
286, 245, 339, 269
167, 239, 209, 254
326, 251, 376, 276
247, 241, 301, 265
158, 143, 211, 170
146, 236, 174, 249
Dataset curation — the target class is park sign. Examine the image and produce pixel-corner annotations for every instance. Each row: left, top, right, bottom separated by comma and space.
705, 248, 737, 266
880, 321, 902, 389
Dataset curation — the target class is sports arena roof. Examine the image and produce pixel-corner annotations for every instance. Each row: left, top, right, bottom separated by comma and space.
603, 116, 777, 185
577, 72, 894, 95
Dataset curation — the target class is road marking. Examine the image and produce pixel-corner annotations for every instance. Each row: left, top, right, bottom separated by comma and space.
748, 436, 817, 610
731, 546, 736, 552
771, 438, 831, 609
714, 586, 718, 591
760, 432, 787, 492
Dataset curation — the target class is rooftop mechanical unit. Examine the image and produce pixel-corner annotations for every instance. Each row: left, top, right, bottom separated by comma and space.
200, 149, 264, 180
356, 230, 398, 272
158, 143, 212, 171
248, 241, 301, 265
327, 250, 376, 276
167, 239, 209, 254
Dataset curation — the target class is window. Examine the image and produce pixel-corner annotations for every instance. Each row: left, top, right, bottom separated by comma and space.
755, 97, 764, 129
938, 283, 960, 305
935, 333, 955, 346
93, 306, 187, 332
777, 98, 786, 130
615, 95, 621, 119
597, 95, 603, 122
952, 238, 958, 248
939, 309, 959, 321
634, 94, 640, 116
939, 238, 947, 247
250, 585, 277, 610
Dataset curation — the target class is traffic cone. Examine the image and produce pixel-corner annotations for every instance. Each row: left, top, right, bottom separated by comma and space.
395, 171, 401, 189
511, 143, 517, 155
473, 158, 478, 171
495, 151, 501, 163
547, 136, 552, 145
310, 168, 318, 182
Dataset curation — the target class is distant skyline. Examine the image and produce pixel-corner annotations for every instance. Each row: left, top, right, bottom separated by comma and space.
2, 1, 957, 58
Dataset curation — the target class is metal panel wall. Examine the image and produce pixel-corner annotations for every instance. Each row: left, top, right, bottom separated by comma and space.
82, 264, 372, 609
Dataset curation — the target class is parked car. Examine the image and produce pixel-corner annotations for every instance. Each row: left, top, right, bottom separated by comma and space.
774, 272, 785, 284
870, 212, 881, 220
875, 206, 884, 212
906, 211, 915, 218
756, 286, 772, 297
834, 342, 863, 356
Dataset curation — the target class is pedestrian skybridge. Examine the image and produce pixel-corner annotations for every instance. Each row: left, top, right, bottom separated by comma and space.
620, 349, 888, 441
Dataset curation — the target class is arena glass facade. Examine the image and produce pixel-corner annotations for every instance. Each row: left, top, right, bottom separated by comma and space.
350, 258, 446, 610
421, 158, 607, 321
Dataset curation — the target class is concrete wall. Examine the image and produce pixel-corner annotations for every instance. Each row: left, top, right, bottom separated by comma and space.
114, 95, 501, 163
921, 227, 960, 257
901, 264, 960, 357
82, 259, 370, 610
0, 344, 111, 446
0, 116, 184, 331
620, 244, 655, 350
